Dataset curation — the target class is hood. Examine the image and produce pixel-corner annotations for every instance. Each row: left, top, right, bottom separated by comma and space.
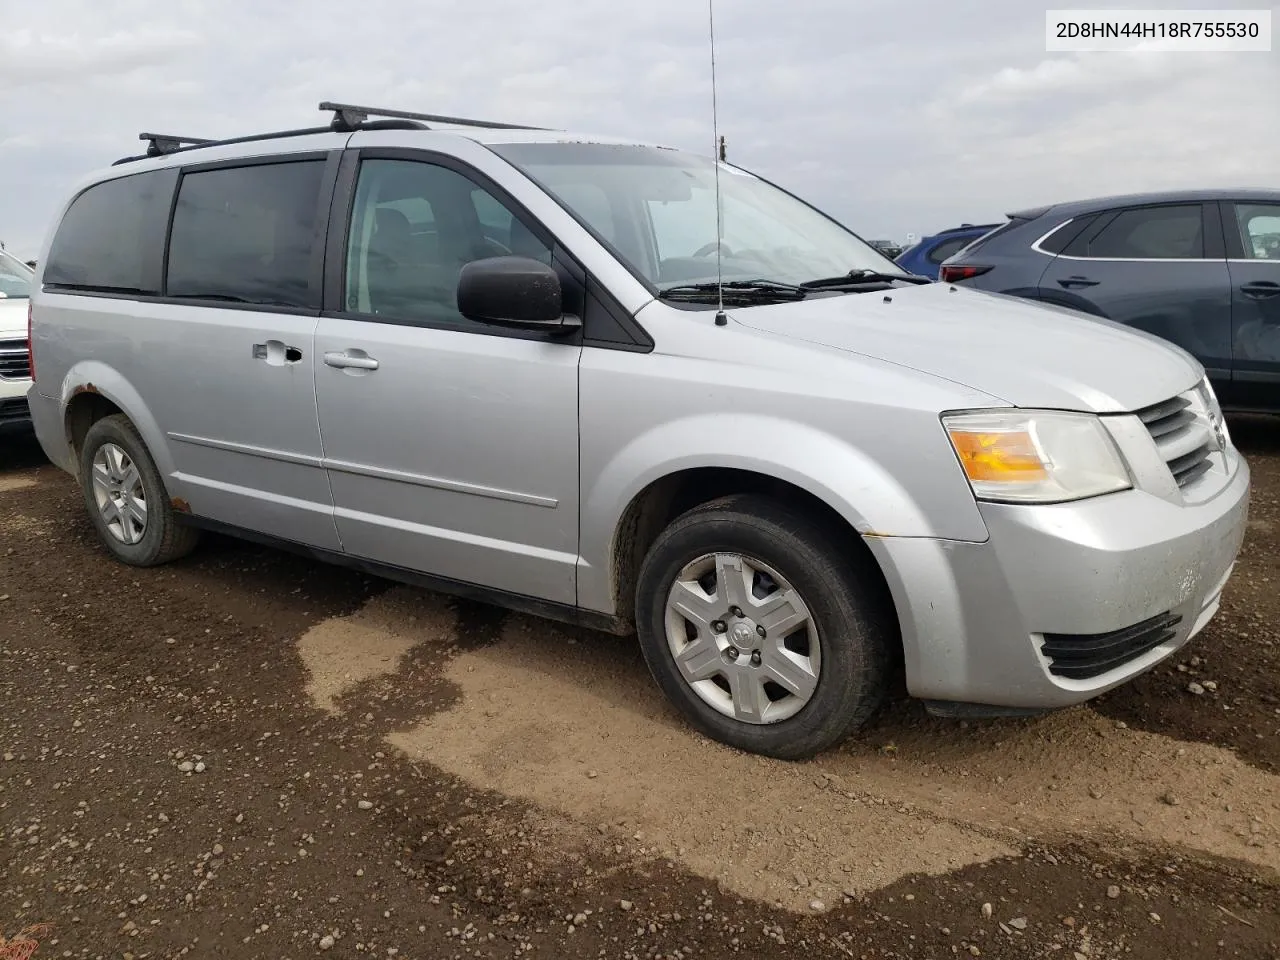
732, 283, 1202, 413
0, 297, 27, 338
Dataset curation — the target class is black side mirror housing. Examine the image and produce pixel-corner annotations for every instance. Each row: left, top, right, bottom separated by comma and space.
457, 256, 576, 332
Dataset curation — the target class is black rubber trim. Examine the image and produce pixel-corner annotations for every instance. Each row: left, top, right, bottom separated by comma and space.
1041, 611, 1183, 680
179, 514, 633, 637
1203, 200, 1227, 260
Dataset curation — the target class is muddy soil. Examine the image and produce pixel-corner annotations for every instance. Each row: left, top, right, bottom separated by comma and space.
2, 425, 1278, 959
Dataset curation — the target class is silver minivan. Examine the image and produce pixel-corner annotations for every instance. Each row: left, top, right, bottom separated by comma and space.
27, 103, 1250, 759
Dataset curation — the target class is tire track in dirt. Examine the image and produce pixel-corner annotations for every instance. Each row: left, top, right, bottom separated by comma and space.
297, 594, 1280, 914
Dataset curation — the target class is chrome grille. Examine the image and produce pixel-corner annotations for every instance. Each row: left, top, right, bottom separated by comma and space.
0, 339, 31, 380
1136, 391, 1217, 490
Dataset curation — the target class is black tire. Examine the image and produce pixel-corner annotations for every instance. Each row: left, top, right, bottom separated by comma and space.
635, 493, 892, 760
78, 414, 200, 566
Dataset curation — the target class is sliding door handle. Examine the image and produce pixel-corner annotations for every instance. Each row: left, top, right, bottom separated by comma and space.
252, 340, 303, 365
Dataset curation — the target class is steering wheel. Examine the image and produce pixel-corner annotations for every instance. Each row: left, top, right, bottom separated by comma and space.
692, 241, 733, 258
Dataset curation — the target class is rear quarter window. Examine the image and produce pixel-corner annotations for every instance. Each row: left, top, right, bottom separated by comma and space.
1039, 215, 1098, 255
44, 169, 177, 293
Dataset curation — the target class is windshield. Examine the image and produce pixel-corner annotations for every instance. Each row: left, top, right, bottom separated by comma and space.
489, 143, 906, 294
0, 250, 33, 300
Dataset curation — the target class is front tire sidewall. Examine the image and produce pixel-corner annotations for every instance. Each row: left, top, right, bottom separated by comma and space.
636, 506, 885, 760
79, 418, 176, 567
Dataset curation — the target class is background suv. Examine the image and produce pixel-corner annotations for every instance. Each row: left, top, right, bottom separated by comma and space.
0, 248, 34, 434
895, 223, 1000, 280
941, 190, 1280, 412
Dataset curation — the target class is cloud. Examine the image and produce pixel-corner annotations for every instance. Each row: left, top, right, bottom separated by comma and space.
0, 27, 201, 84
0, 0, 1277, 256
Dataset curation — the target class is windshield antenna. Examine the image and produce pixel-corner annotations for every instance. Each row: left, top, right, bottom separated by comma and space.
708, 0, 727, 327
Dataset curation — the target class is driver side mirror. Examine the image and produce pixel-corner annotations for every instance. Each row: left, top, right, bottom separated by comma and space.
457, 256, 579, 333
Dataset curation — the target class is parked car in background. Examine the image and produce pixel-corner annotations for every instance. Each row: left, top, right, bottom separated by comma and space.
941, 189, 1280, 412
867, 239, 903, 259
27, 104, 1248, 760
0, 248, 35, 434
895, 223, 1002, 280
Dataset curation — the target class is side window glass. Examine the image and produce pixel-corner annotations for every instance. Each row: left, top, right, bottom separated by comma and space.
927, 237, 968, 264
45, 170, 174, 293
1233, 203, 1280, 260
166, 160, 325, 308
1044, 215, 1098, 255
344, 159, 553, 325
1086, 205, 1204, 259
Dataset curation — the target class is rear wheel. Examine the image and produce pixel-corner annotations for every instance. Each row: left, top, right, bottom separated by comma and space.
79, 415, 200, 566
635, 494, 892, 760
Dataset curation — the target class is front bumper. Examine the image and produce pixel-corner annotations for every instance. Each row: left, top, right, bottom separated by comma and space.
867, 456, 1250, 709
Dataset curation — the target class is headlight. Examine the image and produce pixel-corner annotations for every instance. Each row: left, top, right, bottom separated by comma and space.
1196, 376, 1231, 449
943, 410, 1131, 503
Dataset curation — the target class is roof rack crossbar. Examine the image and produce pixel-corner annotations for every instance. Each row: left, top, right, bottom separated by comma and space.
320, 100, 547, 133
140, 132, 215, 157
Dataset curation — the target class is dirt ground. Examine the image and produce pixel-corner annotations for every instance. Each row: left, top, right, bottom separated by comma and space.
2, 419, 1279, 960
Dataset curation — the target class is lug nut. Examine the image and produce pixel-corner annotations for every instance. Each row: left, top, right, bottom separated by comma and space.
730, 606, 744, 618
712, 620, 726, 633
756, 624, 766, 637
726, 647, 739, 660
750, 650, 762, 666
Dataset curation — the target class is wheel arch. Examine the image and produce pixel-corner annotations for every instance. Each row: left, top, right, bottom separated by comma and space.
580, 415, 948, 640
59, 362, 176, 481
608, 466, 905, 636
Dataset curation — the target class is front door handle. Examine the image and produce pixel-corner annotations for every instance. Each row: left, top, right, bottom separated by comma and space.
1057, 275, 1099, 289
323, 350, 380, 371
1241, 281, 1280, 300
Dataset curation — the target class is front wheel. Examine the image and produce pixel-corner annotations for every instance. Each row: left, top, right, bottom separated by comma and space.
635, 494, 892, 760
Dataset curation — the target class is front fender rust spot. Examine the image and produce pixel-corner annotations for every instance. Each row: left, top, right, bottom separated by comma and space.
171, 498, 192, 514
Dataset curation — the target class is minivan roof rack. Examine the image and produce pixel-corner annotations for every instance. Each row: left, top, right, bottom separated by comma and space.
140, 132, 215, 156
111, 100, 546, 167
320, 100, 548, 132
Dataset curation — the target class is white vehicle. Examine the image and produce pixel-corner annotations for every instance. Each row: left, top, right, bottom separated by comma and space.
0, 248, 34, 434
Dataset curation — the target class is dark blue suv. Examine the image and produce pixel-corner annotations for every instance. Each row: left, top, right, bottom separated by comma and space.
894, 223, 1001, 280
941, 189, 1280, 412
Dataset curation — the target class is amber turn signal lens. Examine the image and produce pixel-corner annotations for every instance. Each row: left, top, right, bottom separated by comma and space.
948, 429, 1048, 483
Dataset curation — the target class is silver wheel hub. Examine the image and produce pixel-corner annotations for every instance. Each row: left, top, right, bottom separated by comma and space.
663, 552, 820, 725
91, 443, 148, 545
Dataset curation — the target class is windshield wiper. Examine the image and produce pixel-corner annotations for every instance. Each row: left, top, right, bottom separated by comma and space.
800, 269, 932, 289
658, 279, 807, 303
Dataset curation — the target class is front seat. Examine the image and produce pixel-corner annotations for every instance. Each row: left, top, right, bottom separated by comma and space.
365, 208, 415, 313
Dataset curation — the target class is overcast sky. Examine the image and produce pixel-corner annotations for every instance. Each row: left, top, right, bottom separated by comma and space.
2, 0, 1277, 259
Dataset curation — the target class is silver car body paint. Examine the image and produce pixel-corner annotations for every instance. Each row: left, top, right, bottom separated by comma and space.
28, 124, 1249, 714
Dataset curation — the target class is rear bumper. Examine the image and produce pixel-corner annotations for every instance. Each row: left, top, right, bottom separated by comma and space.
866, 456, 1250, 709
26, 387, 75, 473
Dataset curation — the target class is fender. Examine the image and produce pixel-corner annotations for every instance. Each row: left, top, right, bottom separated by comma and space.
576, 412, 990, 615
59, 360, 182, 487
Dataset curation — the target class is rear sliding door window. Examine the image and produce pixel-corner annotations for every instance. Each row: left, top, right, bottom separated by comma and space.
165, 160, 326, 309
44, 169, 177, 294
